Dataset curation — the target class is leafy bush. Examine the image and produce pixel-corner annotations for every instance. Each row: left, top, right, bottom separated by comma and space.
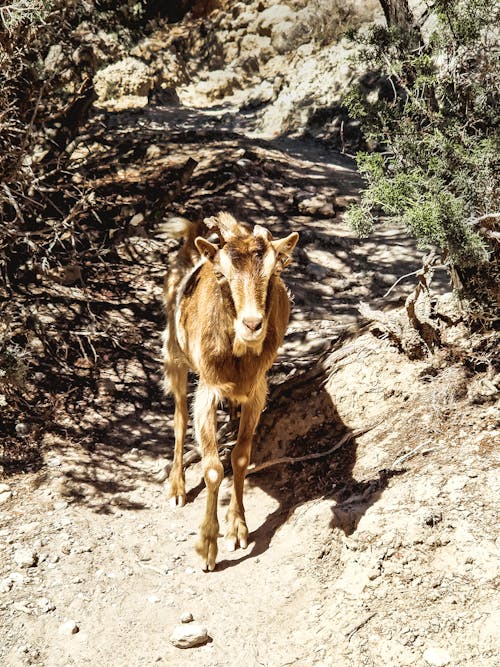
344, 0, 499, 325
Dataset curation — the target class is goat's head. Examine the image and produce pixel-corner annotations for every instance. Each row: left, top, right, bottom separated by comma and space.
195, 214, 298, 355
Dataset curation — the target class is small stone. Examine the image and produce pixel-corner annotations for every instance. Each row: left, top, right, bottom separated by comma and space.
0, 483, 11, 493
37, 597, 55, 613
147, 595, 160, 603
15, 422, 29, 436
59, 620, 79, 635
0, 490, 12, 504
13, 548, 37, 568
297, 194, 335, 217
53, 501, 68, 511
0, 578, 13, 592
130, 213, 144, 227
181, 612, 194, 623
170, 623, 209, 648
423, 647, 451, 666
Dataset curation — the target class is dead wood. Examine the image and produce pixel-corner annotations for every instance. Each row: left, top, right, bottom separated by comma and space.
358, 251, 441, 359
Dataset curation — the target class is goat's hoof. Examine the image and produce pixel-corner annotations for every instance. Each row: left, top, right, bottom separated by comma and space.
225, 517, 249, 551
195, 533, 218, 572
169, 494, 186, 508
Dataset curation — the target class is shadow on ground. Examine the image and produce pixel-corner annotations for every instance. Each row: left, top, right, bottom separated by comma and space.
4, 102, 429, 555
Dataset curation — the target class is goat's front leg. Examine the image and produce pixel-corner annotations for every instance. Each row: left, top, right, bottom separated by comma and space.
193, 382, 223, 571
225, 377, 267, 552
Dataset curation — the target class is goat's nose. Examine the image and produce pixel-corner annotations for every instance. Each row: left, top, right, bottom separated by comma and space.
243, 316, 263, 333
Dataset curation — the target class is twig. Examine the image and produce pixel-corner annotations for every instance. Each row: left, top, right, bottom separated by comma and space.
347, 613, 376, 642
391, 440, 430, 467
382, 269, 420, 298
246, 429, 363, 476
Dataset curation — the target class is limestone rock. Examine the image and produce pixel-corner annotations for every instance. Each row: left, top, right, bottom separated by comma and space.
423, 647, 451, 666
94, 57, 154, 108
170, 623, 209, 648
0, 483, 12, 504
13, 548, 37, 568
59, 620, 79, 635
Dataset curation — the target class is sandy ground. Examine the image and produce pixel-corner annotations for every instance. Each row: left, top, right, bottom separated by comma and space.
1, 102, 498, 666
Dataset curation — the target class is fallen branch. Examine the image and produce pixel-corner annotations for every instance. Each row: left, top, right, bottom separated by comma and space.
246, 428, 366, 476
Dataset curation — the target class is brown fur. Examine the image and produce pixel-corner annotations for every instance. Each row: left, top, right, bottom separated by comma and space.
162, 212, 298, 570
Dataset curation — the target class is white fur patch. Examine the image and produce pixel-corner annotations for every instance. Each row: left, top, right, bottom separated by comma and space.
207, 468, 219, 483
237, 456, 248, 468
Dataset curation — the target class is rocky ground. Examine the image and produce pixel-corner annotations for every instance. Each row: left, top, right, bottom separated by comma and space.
1, 1, 499, 666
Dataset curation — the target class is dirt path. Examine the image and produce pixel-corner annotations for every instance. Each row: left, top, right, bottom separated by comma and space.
1, 105, 498, 667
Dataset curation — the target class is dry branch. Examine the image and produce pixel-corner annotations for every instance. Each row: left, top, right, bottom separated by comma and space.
246, 431, 355, 475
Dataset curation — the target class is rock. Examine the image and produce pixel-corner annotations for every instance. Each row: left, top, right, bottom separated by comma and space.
241, 80, 276, 109
196, 70, 239, 100
270, 21, 295, 54
0, 578, 13, 592
181, 612, 194, 623
297, 194, 335, 217
423, 647, 451, 666
170, 623, 209, 649
13, 548, 37, 568
37, 597, 55, 614
147, 595, 160, 603
59, 620, 79, 636
0, 482, 11, 493
94, 57, 154, 107
239, 34, 272, 60
129, 214, 144, 228
0, 489, 12, 504
15, 422, 29, 435
44, 44, 64, 72
258, 5, 295, 35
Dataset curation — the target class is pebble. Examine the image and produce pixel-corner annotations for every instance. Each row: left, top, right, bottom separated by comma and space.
423, 647, 451, 666
297, 194, 335, 217
15, 422, 29, 436
0, 577, 13, 592
130, 213, 144, 227
147, 595, 160, 603
181, 612, 194, 623
59, 620, 79, 635
13, 548, 37, 568
37, 597, 56, 613
170, 623, 209, 649
0, 487, 12, 504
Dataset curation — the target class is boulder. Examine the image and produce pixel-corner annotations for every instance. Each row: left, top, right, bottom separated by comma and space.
94, 57, 154, 109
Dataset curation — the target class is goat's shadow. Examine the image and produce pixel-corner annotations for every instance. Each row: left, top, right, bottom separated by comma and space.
181, 361, 397, 572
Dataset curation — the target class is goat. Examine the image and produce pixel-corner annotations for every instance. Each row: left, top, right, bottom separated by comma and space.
162, 211, 298, 571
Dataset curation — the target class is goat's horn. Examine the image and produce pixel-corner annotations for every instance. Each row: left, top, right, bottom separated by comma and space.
204, 212, 243, 241
253, 224, 272, 240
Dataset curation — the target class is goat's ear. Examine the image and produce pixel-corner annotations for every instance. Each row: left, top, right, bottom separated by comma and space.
195, 237, 218, 261
272, 232, 299, 258
253, 224, 272, 241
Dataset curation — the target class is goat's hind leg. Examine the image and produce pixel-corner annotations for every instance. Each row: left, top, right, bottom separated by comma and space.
164, 352, 189, 507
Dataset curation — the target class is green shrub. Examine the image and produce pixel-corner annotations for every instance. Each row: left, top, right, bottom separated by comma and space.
345, 0, 499, 324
